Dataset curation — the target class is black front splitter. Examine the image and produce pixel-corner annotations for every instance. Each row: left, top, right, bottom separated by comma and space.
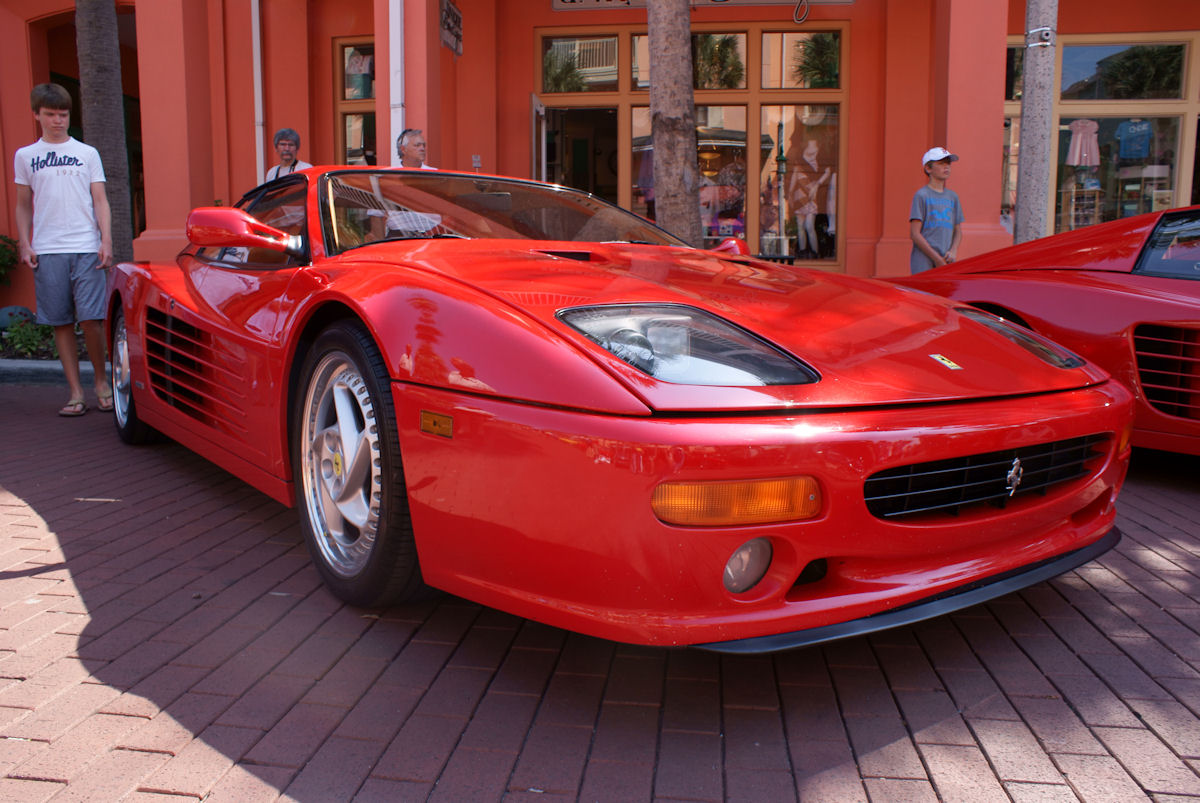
697, 527, 1120, 654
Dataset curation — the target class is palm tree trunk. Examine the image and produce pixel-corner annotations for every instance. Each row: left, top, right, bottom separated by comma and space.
75, 0, 133, 262
647, 0, 703, 247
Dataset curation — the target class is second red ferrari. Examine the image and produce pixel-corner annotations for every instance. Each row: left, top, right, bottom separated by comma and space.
898, 206, 1200, 456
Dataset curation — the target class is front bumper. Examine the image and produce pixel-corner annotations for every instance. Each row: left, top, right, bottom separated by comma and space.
396, 380, 1132, 649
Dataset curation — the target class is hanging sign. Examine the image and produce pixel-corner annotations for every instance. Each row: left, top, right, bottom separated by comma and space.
553, 0, 851, 9
441, 0, 463, 55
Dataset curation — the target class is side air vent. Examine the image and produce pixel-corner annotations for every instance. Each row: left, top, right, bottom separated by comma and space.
1133, 324, 1200, 420
144, 307, 249, 437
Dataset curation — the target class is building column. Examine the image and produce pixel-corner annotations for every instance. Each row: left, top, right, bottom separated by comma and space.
132, 0, 218, 262
937, 0, 1013, 257
873, 0, 1012, 276
0, 5, 38, 310
872, 0, 937, 277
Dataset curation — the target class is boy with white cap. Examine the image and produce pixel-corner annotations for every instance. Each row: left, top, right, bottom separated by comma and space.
909, 146, 963, 273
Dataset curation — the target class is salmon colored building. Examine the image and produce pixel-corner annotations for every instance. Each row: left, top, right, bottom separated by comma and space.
3, 0, 1200, 314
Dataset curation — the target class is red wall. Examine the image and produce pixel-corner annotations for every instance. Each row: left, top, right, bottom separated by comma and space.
5, 0, 1200, 316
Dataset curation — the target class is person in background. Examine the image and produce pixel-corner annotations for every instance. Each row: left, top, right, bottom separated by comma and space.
13, 83, 113, 416
396, 128, 436, 170
264, 128, 312, 182
909, 146, 963, 273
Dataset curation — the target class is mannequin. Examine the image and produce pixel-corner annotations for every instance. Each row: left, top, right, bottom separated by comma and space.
789, 138, 831, 258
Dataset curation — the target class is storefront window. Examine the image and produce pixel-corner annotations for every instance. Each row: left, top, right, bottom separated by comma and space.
543, 23, 845, 260
761, 32, 840, 89
1056, 116, 1180, 232
631, 106, 750, 248
1061, 44, 1185, 100
760, 104, 839, 259
543, 36, 619, 92
631, 33, 746, 90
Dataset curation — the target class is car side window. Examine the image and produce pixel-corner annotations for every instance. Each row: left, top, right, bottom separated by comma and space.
197, 181, 308, 269
1134, 210, 1200, 280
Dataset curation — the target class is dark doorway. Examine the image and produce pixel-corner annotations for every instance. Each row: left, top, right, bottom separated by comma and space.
544, 108, 618, 204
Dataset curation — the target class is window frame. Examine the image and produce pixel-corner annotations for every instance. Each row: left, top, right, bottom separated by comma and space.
334, 36, 377, 167
533, 21, 849, 264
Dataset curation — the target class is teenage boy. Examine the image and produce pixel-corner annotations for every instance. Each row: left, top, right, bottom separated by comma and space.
13, 83, 113, 416
909, 146, 963, 273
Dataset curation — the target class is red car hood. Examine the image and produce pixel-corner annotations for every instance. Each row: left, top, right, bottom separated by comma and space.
352, 239, 1111, 411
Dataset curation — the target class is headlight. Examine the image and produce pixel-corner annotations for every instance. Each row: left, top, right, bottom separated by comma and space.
957, 308, 1085, 369
558, 304, 818, 386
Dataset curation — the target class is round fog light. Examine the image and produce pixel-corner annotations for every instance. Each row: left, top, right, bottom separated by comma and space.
724, 538, 773, 593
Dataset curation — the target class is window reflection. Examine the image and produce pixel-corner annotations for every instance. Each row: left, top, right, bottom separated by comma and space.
343, 113, 376, 165
1061, 44, 1184, 100
761, 105, 838, 260
543, 36, 619, 92
631, 33, 747, 90
343, 45, 374, 100
761, 32, 840, 89
631, 106, 750, 249
1002, 117, 1020, 232
1056, 116, 1179, 232
1006, 46, 1023, 101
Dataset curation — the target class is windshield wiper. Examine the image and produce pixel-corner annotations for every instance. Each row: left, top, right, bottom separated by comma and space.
380, 233, 470, 241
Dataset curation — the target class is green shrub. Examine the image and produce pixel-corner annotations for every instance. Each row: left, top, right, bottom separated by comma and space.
4, 319, 56, 358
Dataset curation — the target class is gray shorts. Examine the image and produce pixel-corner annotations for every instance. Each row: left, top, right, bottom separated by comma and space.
34, 253, 108, 326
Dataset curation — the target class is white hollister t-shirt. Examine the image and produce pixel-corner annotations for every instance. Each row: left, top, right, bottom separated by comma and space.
13, 136, 106, 255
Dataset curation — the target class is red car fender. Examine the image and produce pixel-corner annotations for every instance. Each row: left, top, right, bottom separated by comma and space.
275, 263, 654, 416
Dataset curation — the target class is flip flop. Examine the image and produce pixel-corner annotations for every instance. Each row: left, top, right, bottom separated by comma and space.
97, 393, 114, 412
58, 400, 88, 417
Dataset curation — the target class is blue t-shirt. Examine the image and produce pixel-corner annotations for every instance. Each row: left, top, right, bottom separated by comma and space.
910, 185, 964, 273
1115, 120, 1152, 160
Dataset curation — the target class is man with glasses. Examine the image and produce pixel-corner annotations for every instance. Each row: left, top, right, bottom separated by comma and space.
265, 128, 312, 182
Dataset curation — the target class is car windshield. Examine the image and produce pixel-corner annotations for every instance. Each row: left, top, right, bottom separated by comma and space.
321, 170, 686, 254
1134, 209, 1200, 280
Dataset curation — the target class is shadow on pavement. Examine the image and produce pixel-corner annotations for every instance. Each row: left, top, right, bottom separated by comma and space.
0, 382, 1198, 800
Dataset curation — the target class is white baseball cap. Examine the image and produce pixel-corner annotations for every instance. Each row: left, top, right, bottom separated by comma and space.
922, 147, 959, 166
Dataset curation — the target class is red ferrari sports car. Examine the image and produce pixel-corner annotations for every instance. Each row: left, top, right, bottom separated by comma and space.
107, 167, 1133, 652
896, 207, 1200, 456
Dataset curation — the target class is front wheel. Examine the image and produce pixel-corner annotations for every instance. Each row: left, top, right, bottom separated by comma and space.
111, 308, 157, 445
293, 321, 423, 606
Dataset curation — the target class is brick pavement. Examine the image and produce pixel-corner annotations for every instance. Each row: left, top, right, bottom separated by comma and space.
0, 380, 1197, 802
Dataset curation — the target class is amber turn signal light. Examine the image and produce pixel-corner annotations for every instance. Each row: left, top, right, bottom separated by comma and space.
652, 476, 822, 526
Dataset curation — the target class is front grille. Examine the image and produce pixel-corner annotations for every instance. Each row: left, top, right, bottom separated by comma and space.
1133, 324, 1200, 420
864, 434, 1109, 520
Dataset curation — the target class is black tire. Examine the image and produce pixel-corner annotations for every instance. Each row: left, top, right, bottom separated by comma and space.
292, 320, 424, 606
111, 308, 157, 445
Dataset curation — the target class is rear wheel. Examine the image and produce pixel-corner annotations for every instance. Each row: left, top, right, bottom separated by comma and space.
111, 308, 157, 444
293, 321, 423, 606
